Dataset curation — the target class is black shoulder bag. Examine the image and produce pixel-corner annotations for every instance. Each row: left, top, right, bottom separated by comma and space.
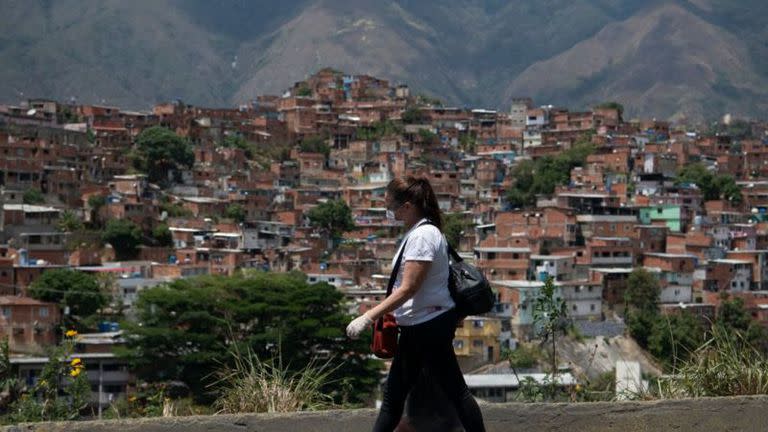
424, 221, 496, 318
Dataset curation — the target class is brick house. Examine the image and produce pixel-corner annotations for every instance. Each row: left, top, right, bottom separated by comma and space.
0, 296, 60, 354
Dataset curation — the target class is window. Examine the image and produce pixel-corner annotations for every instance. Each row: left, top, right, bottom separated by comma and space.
590, 304, 596, 312
39, 307, 48, 317
473, 339, 484, 348
572, 304, 577, 311
453, 340, 464, 349
2, 307, 11, 318
473, 320, 484, 328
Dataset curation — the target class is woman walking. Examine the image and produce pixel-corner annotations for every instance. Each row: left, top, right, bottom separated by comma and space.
346, 176, 486, 432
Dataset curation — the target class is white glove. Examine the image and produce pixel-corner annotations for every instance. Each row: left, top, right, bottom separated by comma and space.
346, 314, 374, 339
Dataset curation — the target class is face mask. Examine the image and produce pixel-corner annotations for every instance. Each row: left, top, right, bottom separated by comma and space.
386, 209, 396, 222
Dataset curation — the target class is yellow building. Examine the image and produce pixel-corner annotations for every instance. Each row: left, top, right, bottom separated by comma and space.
453, 316, 501, 370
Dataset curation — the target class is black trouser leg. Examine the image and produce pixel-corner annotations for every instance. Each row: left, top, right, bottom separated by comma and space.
422, 331, 486, 432
372, 310, 486, 432
372, 330, 419, 432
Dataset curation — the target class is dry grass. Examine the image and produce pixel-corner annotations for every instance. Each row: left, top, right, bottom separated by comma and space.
209, 344, 338, 414
655, 325, 768, 399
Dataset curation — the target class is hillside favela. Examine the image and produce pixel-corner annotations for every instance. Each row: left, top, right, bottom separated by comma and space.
1, 2, 768, 432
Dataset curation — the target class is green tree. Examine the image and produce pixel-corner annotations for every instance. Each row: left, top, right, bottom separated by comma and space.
102, 219, 142, 260
158, 195, 192, 218
595, 101, 624, 117
221, 135, 253, 158
87, 195, 106, 228
22, 189, 45, 205
715, 294, 768, 351
504, 343, 541, 370
707, 119, 753, 140
443, 213, 469, 249
418, 129, 439, 144
647, 312, 705, 369
296, 85, 312, 97
624, 268, 661, 348
121, 271, 380, 405
625, 268, 660, 313
676, 163, 742, 203
506, 141, 595, 208
355, 120, 404, 141
0, 339, 23, 412
152, 223, 173, 247
307, 200, 355, 239
459, 133, 477, 154
133, 126, 194, 185
28, 269, 107, 324
299, 135, 330, 157
225, 203, 247, 223
401, 106, 426, 124
533, 276, 569, 400
56, 210, 84, 233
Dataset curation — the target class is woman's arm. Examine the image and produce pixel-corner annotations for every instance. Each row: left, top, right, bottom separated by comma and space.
366, 260, 431, 321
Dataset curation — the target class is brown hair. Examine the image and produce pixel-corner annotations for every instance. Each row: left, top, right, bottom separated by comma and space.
387, 176, 443, 230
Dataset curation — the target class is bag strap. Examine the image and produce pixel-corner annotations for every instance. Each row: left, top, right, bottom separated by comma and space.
386, 239, 406, 298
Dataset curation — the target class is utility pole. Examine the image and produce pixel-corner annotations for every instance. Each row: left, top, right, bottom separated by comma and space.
98, 360, 103, 419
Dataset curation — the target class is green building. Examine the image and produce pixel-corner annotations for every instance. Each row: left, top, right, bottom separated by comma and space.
638, 205, 683, 232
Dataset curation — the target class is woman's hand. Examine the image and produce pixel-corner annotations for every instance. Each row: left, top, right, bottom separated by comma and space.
346, 313, 374, 339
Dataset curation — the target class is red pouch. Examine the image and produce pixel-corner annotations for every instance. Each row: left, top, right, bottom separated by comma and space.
371, 313, 399, 359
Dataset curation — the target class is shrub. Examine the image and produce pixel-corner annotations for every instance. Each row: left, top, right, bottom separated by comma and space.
209, 344, 337, 413
656, 326, 768, 398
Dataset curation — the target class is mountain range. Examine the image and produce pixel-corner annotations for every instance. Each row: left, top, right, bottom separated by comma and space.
1, 0, 767, 121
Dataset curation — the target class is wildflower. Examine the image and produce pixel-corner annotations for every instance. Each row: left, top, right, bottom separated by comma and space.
70, 368, 82, 378
70, 358, 82, 367
129, 395, 137, 402
575, 384, 583, 392
65, 329, 78, 338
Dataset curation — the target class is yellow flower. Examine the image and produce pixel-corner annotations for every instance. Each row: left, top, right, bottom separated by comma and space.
70, 358, 82, 367
70, 368, 82, 378
129, 396, 137, 402
575, 384, 583, 392
65, 329, 78, 338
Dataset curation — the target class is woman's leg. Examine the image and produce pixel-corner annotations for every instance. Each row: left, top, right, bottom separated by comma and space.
372, 331, 420, 432
419, 311, 486, 432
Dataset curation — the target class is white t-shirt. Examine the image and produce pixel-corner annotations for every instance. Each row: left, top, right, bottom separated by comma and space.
391, 218, 455, 326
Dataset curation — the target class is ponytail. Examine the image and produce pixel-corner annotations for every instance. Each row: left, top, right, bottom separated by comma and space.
387, 176, 443, 230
